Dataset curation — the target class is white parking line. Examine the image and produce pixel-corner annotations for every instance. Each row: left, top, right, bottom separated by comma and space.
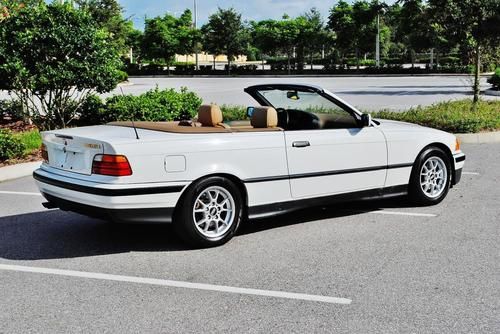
0, 264, 352, 305
0, 191, 42, 196
367, 210, 436, 217
462, 171, 480, 175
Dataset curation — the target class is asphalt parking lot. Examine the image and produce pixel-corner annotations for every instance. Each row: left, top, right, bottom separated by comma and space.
0, 143, 498, 333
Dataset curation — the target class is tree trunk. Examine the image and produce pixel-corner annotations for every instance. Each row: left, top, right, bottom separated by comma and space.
473, 44, 481, 104
287, 53, 291, 75
227, 58, 231, 75
356, 47, 360, 71
310, 52, 313, 71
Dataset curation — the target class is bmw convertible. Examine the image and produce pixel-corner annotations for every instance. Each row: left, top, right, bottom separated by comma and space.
34, 84, 465, 246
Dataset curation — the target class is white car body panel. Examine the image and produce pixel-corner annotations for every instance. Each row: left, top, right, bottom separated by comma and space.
34, 84, 465, 224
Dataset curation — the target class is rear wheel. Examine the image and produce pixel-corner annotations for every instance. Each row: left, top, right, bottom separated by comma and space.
174, 176, 243, 247
409, 147, 451, 205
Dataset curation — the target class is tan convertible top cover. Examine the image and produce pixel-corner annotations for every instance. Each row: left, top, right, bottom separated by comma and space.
108, 121, 282, 133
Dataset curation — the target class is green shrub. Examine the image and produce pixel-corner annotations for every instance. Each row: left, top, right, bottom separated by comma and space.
75, 94, 106, 126
116, 70, 129, 83
371, 100, 500, 133
0, 129, 26, 160
0, 99, 24, 123
487, 68, 500, 90
220, 105, 247, 121
102, 87, 202, 123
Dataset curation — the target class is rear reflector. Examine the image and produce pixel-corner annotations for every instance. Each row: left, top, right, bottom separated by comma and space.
41, 143, 48, 163
92, 154, 132, 176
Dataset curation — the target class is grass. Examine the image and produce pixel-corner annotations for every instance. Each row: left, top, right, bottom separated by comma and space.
222, 99, 500, 133
370, 100, 500, 133
13, 130, 42, 155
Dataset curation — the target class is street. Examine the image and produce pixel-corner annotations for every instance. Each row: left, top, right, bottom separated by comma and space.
1, 75, 498, 111
0, 143, 498, 333
110, 75, 497, 110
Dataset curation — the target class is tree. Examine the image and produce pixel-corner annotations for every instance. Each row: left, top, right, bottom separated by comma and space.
328, 1, 356, 67
0, 1, 122, 129
142, 9, 197, 72
428, 0, 500, 103
75, 0, 134, 54
201, 7, 248, 74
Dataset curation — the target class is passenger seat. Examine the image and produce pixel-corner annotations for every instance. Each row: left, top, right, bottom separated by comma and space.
197, 104, 229, 128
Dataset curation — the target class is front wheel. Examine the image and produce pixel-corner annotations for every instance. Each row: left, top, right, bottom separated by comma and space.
409, 147, 452, 205
174, 176, 243, 247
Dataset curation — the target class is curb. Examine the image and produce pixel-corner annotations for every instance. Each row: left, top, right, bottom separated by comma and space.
455, 131, 500, 144
0, 161, 42, 183
128, 74, 494, 79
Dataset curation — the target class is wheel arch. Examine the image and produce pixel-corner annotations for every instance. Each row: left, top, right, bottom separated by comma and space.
412, 142, 455, 183
173, 173, 249, 217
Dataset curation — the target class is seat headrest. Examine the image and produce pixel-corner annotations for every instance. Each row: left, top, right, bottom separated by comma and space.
198, 104, 223, 127
251, 107, 278, 128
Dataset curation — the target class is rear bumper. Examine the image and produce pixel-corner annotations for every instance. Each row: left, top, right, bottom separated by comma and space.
33, 169, 185, 224
42, 193, 174, 224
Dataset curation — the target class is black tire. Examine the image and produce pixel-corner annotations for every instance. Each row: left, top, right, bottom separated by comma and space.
173, 176, 243, 247
409, 147, 452, 205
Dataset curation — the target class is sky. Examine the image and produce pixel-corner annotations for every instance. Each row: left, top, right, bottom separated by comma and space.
119, 0, 361, 29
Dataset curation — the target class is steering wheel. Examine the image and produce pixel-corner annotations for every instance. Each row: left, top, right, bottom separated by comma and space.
275, 108, 289, 129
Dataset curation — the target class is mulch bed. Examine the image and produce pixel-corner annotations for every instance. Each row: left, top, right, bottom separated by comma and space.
0, 120, 37, 132
0, 150, 42, 168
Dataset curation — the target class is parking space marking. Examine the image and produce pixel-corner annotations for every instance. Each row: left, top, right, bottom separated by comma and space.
367, 210, 436, 217
462, 172, 480, 175
0, 191, 42, 196
0, 264, 352, 305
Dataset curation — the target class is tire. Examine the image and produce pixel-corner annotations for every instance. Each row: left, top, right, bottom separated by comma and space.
173, 176, 243, 247
409, 147, 452, 205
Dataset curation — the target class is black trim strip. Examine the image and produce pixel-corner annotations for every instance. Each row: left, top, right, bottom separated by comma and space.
248, 185, 408, 219
244, 163, 413, 183
455, 155, 466, 163
34, 172, 184, 196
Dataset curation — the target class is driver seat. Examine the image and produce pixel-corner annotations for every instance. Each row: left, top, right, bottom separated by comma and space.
251, 107, 278, 128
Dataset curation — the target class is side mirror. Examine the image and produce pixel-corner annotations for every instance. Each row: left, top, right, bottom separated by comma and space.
361, 113, 372, 127
246, 106, 255, 118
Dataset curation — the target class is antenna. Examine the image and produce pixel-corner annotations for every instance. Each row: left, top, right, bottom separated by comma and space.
120, 87, 140, 140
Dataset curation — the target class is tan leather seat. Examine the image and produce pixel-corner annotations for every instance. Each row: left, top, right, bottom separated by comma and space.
251, 107, 278, 128
197, 104, 230, 128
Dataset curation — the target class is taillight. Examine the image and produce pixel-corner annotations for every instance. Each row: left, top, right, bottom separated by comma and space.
92, 154, 132, 176
41, 143, 48, 163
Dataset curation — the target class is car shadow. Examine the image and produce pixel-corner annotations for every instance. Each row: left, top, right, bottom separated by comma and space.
0, 196, 416, 261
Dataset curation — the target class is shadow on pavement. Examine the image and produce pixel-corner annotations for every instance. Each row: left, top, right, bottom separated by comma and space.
0, 196, 416, 260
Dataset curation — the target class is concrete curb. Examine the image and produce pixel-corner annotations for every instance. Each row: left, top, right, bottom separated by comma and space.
0, 161, 42, 182
455, 131, 500, 144
128, 73, 494, 79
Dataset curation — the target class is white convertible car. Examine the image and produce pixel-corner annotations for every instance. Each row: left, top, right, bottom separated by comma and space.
34, 84, 465, 246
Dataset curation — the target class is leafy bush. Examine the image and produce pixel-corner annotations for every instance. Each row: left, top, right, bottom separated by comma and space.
101, 87, 202, 123
116, 70, 129, 82
487, 68, 500, 90
75, 95, 106, 126
371, 100, 500, 133
0, 99, 24, 123
220, 105, 247, 121
0, 129, 26, 161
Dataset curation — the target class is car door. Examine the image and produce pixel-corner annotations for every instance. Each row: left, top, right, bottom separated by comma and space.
285, 123, 387, 199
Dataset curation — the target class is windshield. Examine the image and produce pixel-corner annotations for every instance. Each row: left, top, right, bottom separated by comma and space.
257, 89, 346, 114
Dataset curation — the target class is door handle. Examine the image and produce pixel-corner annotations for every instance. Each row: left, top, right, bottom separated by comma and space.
292, 141, 310, 148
